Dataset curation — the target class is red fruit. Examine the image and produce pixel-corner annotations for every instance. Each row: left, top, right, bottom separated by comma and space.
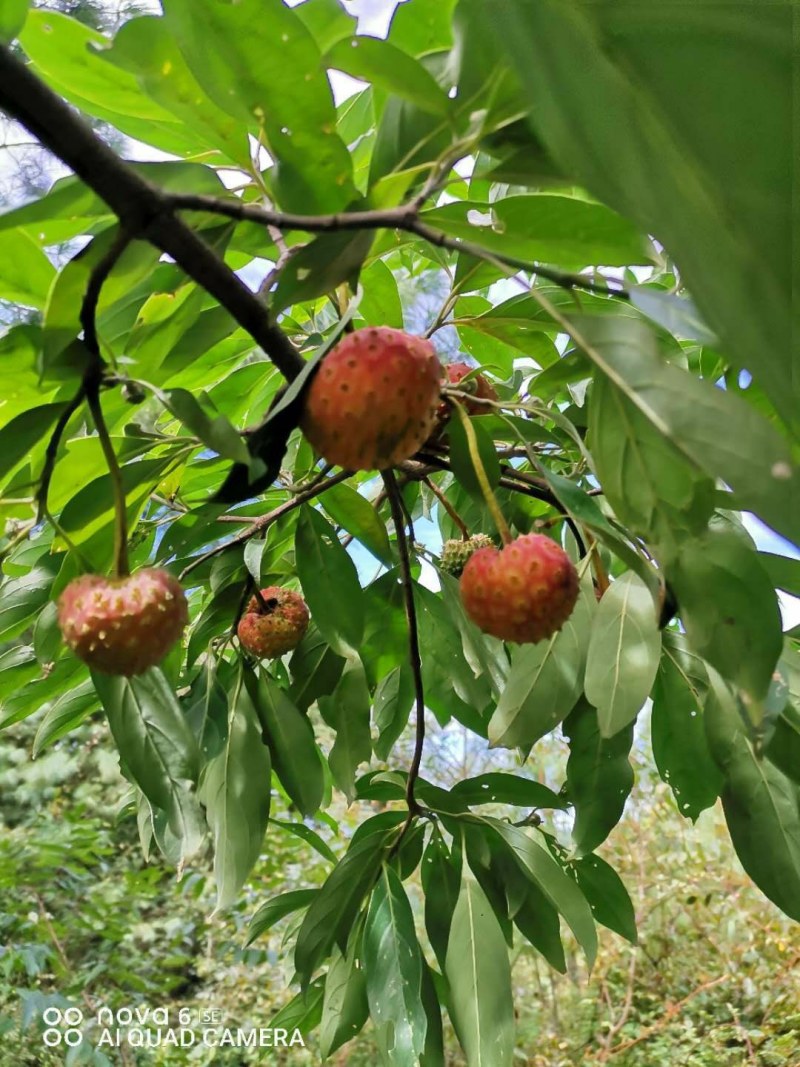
301, 326, 442, 470
57, 568, 188, 676
441, 361, 498, 416
237, 587, 310, 659
459, 534, 579, 643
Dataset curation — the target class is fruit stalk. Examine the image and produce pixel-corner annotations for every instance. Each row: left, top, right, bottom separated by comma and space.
87, 389, 129, 578
451, 400, 512, 546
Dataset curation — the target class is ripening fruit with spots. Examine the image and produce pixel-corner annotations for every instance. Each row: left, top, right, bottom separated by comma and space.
237, 587, 310, 659
440, 361, 498, 417
300, 326, 442, 470
57, 568, 189, 676
459, 533, 579, 643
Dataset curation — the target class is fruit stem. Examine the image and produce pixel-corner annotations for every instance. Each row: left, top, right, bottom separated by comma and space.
87, 389, 129, 578
422, 476, 470, 539
382, 470, 425, 825
451, 400, 512, 546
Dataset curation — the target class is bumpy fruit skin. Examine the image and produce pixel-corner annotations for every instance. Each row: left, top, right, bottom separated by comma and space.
440, 534, 496, 577
237, 586, 310, 659
57, 568, 188, 676
300, 326, 442, 470
459, 534, 579, 643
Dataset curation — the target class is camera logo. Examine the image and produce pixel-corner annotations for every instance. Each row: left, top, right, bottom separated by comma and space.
42, 1006, 84, 1047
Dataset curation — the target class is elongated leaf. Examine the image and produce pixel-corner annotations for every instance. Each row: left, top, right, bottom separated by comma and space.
651, 635, 723, 820
328, 35, 449, 116
573, 855, 637, 945
269, 977, 325, 1032
200, 670, 272, 908
373, 663, 414, 762
152, 385, 252, 465
487, 819, 597, 967
246, 889, 318, 947
585, 571, 661, 737
295, 831, 390, 986
0, 229, 55, 308
447, 413, 501, 501
319, 940, 369, 1058
322, 481, 393, 565
295, 505, 364, 656
421, 832, 461, 971
245, 669, 324, 817
289, 624, 346, 712
489, 579, 593, 748
445, 875, 514, 1067
92, 668, 204, 863
452, 773, 566, 810
669, 524, 783, 707
704, 669, 800, 922
270, 817, 337, 865
364, 865, 427, 1066
0, 0, 28, 44
765, 704, 800, 787
564, 699, 634, 856
164, 0, 356, 212
581, 316, 799, 546
484, 2, 794, 431
32, 678, 98, 757
317, 654, 372, 803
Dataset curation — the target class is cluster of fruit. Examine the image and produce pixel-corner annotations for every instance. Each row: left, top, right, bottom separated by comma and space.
56, 328, 578, 676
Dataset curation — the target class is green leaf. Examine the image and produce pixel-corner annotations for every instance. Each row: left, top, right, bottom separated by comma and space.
357, 258, 404, 330
245, 669, 324, 817
589, 363, 715, 556
759, 552, 800, 598
486, 819, 597, 968
765, 703, 800, 787
452, 773, 567, 810
269, 977, 325, 1032
629, 287, 716, 345
0, 229, 55, 308
704, 669, 800, 922
651, 635, 723, 820
488, 579, 594, 748
581, 316, 799, 547
668, 525, 783, 705
199, 668, 272, 909
373, 663, 414, 761
270, 817, 337, 865
164, 0, 356, 212
32, 679, 98, 757
0, 402, 68, 483
0, 0, 28, 43
423, 195, 648, 271
564, 699, 634, 856
295, 506, 365, 656
421, 831, 461, 971
295, 831, 391, 986
364, 865, 428, 1066
96, 15, 250, 168
272, 228, 373, 315
151, 386, 252, 465
246, 889, 318, 947
446, 414, 501, 500
288, 625, 346, 713
326, 35, 450, 115
485, 2, 794, 430
585, 571, 661, 737
92, 668, 204, 864
317, 655, 372, 802
319, 939, 369, 1059
445, 875, 515, 1067
573, 855, 637, 945
322, 481, 393, 565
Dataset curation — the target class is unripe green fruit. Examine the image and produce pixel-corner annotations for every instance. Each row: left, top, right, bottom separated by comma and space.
440, 534, 496, 577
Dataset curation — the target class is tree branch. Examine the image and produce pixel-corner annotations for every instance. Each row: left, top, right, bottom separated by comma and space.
0, 45, 304, 383
382, 470, 425, 822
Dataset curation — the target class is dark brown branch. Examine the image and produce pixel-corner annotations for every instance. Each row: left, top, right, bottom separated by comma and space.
383, 470, 425, 822
170, 192, 629, 300
0, 45, 304, 383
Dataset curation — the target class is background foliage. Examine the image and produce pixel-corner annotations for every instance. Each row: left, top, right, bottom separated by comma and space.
0, 0, 797, 1064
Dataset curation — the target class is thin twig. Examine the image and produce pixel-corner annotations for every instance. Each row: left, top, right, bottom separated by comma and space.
382, 470, 425, 824
423, 476, 470, 538
179, 468, 352, 580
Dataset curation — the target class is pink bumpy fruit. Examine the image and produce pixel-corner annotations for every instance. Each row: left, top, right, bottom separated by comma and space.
301, 326, 442, 470
459, 533, 579, 643
237, 587, 310, 659
57, 568, 189, 676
